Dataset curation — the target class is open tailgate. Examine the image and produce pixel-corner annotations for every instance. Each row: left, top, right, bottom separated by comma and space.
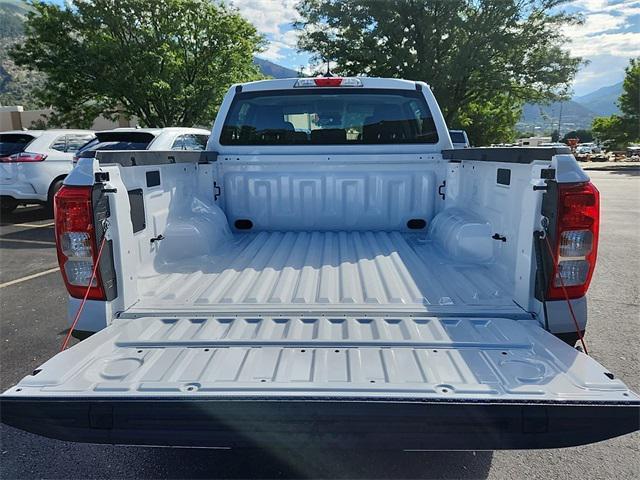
2, 315, 639, 450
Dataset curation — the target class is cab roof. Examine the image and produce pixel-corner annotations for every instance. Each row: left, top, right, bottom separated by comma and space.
238, 77, 424, 92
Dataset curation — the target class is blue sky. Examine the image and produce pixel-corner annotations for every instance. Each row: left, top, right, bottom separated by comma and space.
231, 0, 640, 96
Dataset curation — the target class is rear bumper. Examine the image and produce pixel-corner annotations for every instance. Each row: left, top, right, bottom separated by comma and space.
2, 397, 638, 450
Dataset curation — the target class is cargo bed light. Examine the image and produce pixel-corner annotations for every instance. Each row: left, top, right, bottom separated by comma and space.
294, 77, 363, 88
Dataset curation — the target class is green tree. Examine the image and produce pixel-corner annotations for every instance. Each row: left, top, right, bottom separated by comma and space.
295, 0, 582, 145
562, 129, 593, 143
457, 95, 522, 145
592, 58, 640, 149
10, 0, 266, 127
592, 115, 629, 150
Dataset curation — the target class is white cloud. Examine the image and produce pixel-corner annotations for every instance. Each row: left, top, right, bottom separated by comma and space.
566, 12, 627, 36
564, 0, 640, 93
230, 0, 304, 65
279, 29, 300, 48
569, 0, 610, 10
230, 0, 300, 37
259, 41, 288, 61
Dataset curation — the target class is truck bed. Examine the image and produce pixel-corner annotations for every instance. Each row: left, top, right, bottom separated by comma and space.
133, 231, 517, 314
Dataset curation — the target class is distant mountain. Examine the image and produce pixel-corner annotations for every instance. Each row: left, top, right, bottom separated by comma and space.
573, 82, 622, 116
0, 0, 28, 39
254, 57, 299, 79
518, 100, 598, 131
0, 0, 45, 108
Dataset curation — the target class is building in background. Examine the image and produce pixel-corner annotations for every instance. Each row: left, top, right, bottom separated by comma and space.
517, 136, 552, 147
0, 106, 136, 131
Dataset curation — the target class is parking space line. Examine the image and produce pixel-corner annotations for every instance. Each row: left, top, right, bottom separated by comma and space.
0, 238, 56, 246
0, 267, 60, 289
6, 222, 55, 228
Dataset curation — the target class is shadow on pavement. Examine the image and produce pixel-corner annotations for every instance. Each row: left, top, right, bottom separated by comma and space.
0, 205, 53, 225
0, 205, 56, 248
583, 165, 640, 177
1, 426, 493, 479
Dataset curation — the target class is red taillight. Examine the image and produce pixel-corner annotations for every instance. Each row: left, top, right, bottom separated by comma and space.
547, 181, 599, 300
5, 152, 47, 162
54, 185, 106, 300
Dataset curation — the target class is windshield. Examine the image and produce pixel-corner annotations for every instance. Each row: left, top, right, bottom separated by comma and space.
0, 134, 36, 157
220, 88, 438, 145
76, 132, 155, 158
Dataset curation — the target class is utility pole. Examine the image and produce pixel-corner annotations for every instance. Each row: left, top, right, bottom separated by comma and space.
557, 102, 563, 141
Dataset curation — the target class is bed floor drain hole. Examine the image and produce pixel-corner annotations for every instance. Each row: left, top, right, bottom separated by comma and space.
407, 218, 427, 229
234, 219, 253, 230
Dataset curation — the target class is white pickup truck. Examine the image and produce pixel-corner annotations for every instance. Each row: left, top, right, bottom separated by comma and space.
2, 77, 638, 450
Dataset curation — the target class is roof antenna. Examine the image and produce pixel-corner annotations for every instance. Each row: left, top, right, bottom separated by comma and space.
323, 59, 335, 77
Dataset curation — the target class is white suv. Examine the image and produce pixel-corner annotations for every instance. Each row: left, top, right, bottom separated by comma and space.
0, 129, 95, 214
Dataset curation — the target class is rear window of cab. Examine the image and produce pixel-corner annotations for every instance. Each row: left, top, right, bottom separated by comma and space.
220, 88, 439, 146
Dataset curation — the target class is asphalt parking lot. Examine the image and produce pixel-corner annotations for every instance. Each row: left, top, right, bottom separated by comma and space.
0, 168, 638, 479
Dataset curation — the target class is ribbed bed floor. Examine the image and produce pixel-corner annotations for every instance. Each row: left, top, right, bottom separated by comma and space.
135, 231, 514, 312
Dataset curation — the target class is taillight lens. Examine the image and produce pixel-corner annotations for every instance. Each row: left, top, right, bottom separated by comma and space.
548, 182, 599, 300
54, 185, 106, 300
5, 152, 47, 162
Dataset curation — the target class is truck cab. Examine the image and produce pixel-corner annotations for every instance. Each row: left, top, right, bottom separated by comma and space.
1, 77, 638, 450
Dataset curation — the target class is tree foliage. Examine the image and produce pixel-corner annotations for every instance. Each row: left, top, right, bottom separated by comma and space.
562, 129, 593, 143
592, 58, 640, 149
295, 0, 582, 145
10, 0, 266, 127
